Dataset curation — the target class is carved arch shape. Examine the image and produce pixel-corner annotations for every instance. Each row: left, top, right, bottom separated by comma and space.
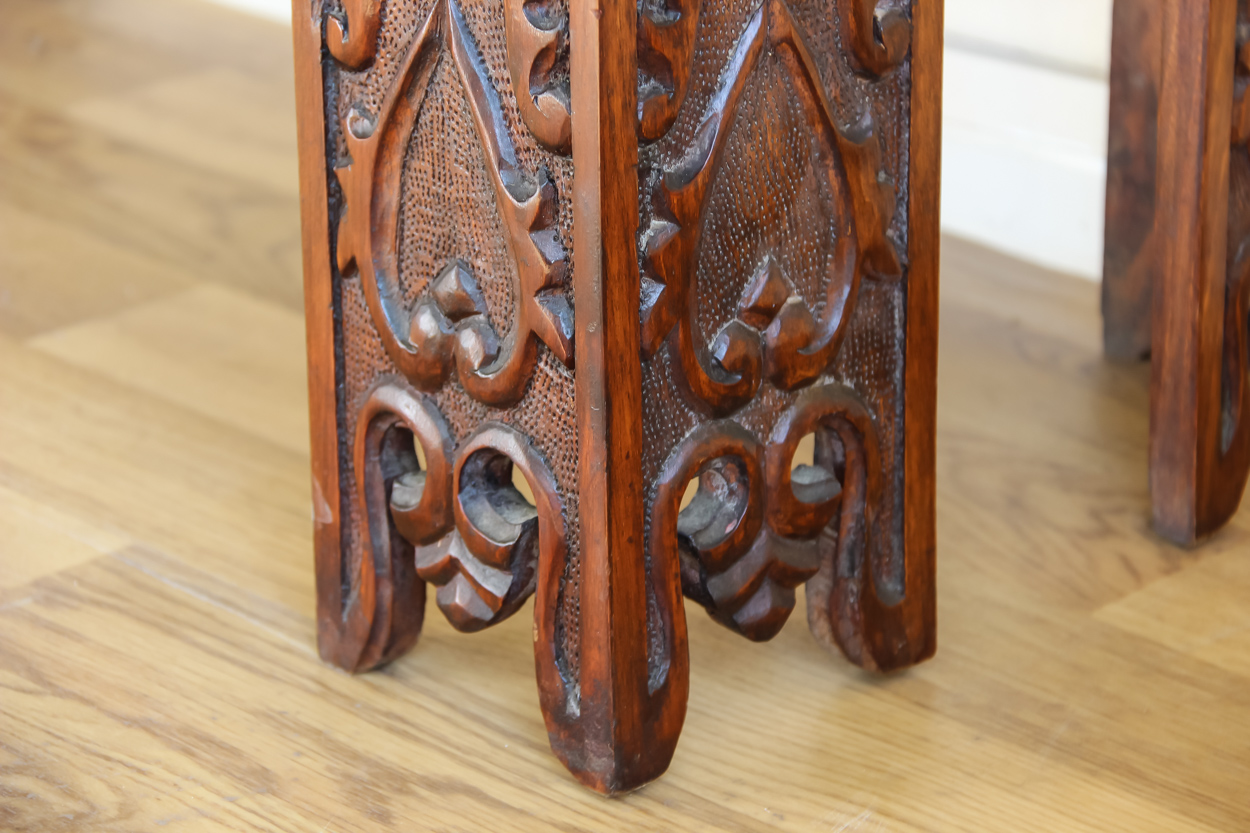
327, 0, 383, 69
335, 0, 574, 409
641, 0, 902, 417
844, 0, 911, 76
504, 0, 572, 152
637, 0, 702, 142
332, 382, 456, 673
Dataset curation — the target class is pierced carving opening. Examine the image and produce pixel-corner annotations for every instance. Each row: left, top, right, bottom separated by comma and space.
677, 457, 751, 553
386, 427, 428, 513
415, 444, 543, 634
380, 425, 422, 498
789, 429, 844, 506
459, 449, 539, 545
512, 466, 537, 507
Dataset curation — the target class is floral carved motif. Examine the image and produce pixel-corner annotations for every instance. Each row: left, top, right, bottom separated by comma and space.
335, 0, 574, 408
653, 385, 892, 645
641, 0, 902, 417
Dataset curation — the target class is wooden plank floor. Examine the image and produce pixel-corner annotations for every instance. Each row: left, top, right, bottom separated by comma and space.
2, 1, 1248, 830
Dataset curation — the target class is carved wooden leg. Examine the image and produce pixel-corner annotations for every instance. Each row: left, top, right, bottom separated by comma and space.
1104, 0, 1250, 543
1148, 0, 1250, 543
292, 0, 940, 793
1103, 0, 1162, 362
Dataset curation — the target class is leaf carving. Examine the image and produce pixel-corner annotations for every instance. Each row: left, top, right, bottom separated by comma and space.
335, 0, 574, 409
642, 0, 902, 416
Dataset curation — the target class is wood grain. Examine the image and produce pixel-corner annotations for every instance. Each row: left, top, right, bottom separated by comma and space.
30, 284, 311, 456
2, 0, 1249, 827
1103, 0, 1250, 543
1102, 0, 1162, 362
1150, 0, 1250, 544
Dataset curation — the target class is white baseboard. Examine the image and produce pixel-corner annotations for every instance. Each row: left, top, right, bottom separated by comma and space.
941, 48, 1109, 281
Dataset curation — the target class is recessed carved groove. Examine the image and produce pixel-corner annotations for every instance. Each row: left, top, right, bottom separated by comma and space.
327, 0, 384, 69
337, 382, 455, 672
845, 0, 911, 76
505, 0, 572, 152
334, 0, 574, 408
637, 0, 702, 142
641, 0, 902, 416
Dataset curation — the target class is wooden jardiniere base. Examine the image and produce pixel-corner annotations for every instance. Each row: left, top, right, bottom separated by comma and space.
292, 0, 941, 792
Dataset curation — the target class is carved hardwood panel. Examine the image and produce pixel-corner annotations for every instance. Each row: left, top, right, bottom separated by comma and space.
293, 0, 940, 792
1103, 0, 1250, 544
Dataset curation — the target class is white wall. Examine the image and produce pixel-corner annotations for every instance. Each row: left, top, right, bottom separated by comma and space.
213, 0, 1115, 280
943, 0, 1114, 280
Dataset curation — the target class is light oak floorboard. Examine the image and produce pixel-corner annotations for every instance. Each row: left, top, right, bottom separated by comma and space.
0, 197, 197, 339
66, 66, 301, 199
0, 485, 129, 589
31, 283, 311, 457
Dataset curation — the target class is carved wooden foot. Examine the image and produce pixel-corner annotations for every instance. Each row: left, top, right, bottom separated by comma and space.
292, 0, 940, 792
1103, 0, 1250, 545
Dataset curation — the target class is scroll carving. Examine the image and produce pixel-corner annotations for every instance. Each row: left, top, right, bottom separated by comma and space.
335, 383, 454, 672
335, 0, 574, 408
637, 0, 702, 142
417, 424, 563, 632
845, 0, 911, 76
352, 387, 568, 640
653, 385, 889, 644
328, 0, 383, 69
790, 385, 909, 670
641, 0, 902, 416
504, 0, 572, 152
